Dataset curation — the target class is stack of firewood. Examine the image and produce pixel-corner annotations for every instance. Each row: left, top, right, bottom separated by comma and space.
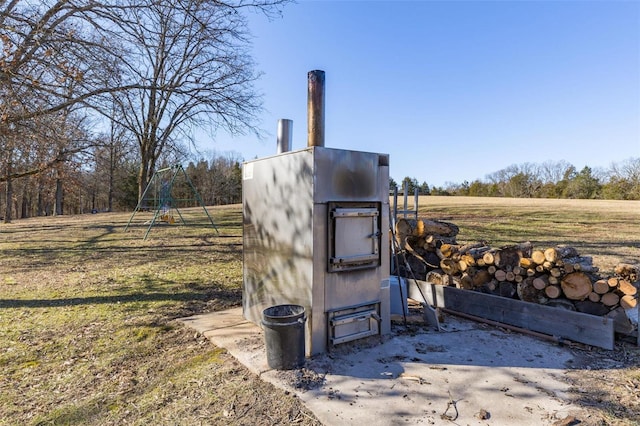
394, 218, 639, 319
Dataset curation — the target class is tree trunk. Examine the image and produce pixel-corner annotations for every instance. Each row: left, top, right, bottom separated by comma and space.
4, 175, 12, 224
54, 176, 63, 216
3, 152, 12, 223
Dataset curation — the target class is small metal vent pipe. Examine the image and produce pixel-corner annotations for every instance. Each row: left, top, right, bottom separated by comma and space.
307, 70, 325, 147
277, 119, 293, 154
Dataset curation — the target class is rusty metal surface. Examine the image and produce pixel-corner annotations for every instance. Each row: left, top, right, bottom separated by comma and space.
307, 70, 325, 147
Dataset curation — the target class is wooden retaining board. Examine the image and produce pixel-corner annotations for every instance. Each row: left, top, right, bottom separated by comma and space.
408, 279, 615, 350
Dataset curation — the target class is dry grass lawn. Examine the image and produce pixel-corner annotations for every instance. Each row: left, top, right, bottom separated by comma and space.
0, 197, 638, 425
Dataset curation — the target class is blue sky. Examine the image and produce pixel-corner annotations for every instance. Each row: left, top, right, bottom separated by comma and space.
201, 0, 640, 188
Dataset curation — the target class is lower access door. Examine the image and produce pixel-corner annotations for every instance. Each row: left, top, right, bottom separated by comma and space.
327, 302, 381, 345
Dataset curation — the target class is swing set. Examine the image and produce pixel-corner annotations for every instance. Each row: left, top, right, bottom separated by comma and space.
124, 164, 219, 240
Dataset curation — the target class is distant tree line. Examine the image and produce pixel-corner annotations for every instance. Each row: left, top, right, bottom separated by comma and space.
391, 158, 640, 200
0, 147, 243, 221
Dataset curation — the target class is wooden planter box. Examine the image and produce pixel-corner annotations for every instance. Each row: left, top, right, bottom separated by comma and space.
407, 279, 636, 350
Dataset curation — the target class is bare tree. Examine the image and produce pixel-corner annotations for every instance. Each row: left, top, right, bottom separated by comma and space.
0, 1, 125, 220
107, 0, 288, 200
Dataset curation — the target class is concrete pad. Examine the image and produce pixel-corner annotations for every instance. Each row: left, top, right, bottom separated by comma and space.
179, 308, 590, 425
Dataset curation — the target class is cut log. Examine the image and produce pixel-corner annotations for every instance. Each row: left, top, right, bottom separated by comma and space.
544, 247, 558, 263
563, 256, 598, 273
560, 272, 592, 301
459, 242, 487, 255
494, 243, 532, 269
402, 240, 437, 271
487, 265, 497, 275
505, 271, 516, 282
549, 268, 562, 278
532, 276, 549, 290
482, 251, 495, 266
423, 236, 445, 250
600, 292, 620, 307
556, 245, 579, 259
425, 269, 449, 286
587, 292, 601, 303
531, 250, 546, 265
517, 277, 545, 303
459, 254, 476, 271
472, 270, 492, 287
465, 246, 492, 258
620, 294, 637, 310
520, 258, 535, 269
563, 263, 575, 274
544, 285, 562, 299
617, 279, 638, 297
607, 277, 619, 288
440, 258, 460, 275
459, 273, 474, 290
592, 279, 610, 295
548, 276, 559, 285
479, 279, 497, 294
440, 243, 457, 259
515, 241, 534, 258
395, 218, 459, 239
494, 269, 507, 282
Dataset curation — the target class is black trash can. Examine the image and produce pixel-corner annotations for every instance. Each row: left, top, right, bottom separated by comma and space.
262, 304, 306, 370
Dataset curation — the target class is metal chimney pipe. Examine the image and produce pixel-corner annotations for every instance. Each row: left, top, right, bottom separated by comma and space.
307, 70, 325, 147
277, 119, 293, 154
